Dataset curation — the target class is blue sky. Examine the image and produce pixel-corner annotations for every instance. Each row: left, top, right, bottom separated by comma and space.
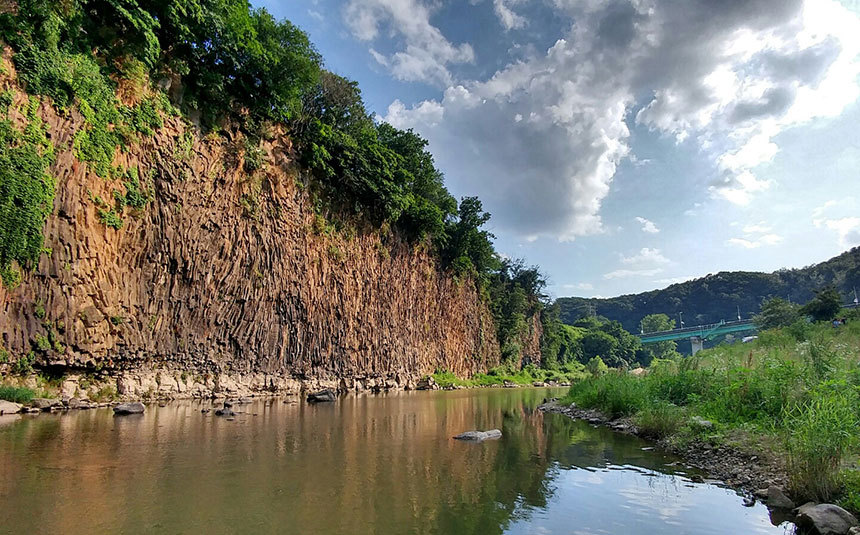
259, 0, 860, 299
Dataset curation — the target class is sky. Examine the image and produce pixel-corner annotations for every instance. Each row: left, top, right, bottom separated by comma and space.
259, 0, 860, 299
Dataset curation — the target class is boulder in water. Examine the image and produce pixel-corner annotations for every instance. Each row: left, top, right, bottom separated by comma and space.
31, 398, 60, 411
416, 377, 438, 390
113, 402, 145, 415
453, 429, 502, 441
766, 486, 795, 510
0, 400, 22, 415
307, 389, 336, 403
794, 503, 858, 535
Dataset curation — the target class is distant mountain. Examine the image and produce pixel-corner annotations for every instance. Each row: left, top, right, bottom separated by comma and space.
557, 247, 860, 332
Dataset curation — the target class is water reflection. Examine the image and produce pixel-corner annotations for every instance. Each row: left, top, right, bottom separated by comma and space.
0, 389, 790, 535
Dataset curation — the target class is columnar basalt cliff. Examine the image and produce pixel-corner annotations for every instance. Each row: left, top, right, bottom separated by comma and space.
0, 70, 516, 397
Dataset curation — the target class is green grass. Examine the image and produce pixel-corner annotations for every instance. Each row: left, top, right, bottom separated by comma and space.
430, 362, 587, 389
560, 317, 860, 504
0, 384, 36, 404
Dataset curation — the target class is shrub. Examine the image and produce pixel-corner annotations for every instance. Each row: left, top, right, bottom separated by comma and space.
586, 356, 608, 377
840, 470, 860, 516
0, 384, 36, 404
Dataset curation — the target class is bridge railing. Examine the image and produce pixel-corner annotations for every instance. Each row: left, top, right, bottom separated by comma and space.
639, 319, 755, 339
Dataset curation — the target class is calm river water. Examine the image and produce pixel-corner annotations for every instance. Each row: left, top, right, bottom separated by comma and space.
0, 388, 793, 534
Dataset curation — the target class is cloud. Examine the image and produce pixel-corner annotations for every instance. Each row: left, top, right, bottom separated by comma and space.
817, 217, 860, 249
562, 282, 594, 291
621, 247, 670, 266
382, 0, 860, 239
344, 0, 474, 86
493, 0, 527, 30
742, 222, 772, 234
604, 268, 664, 280
726, 234, 784, 249
635, 216, 659, 233
604, 247, 671, 279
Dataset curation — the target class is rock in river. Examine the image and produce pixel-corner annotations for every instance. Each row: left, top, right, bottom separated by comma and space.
30, 398, 60, 411
0, 400, 22, 415
113, 402, 145, 415
766, 485, 795, 510
453, 429, 502, 441
307, 389, 336, 403
795, 503, 859, 535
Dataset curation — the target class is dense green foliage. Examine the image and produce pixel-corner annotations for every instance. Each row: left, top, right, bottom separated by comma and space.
754, 297, 800, 330
801, 286, 844, 323
0, 94, 55, 287
557, 247, 860, 332
0, 384, 35, 404
431, 362, 587, 389
562, 308, 860, 504
639, 314, 681, 360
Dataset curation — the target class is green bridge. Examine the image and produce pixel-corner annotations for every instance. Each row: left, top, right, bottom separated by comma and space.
638, 320, 757, 354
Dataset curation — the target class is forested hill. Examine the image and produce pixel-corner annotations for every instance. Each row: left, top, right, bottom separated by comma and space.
557, 247, 860, 332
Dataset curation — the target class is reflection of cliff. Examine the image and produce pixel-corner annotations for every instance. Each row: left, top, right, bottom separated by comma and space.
0, 72, 499, 384
0, 390, 571, 535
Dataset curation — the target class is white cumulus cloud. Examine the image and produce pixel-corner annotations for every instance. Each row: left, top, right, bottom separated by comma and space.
372, 0, 860, 239
344, 0, 475, 86
635, 216, 660, 233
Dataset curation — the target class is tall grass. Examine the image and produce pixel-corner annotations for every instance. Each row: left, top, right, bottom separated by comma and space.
784, 389, 858, 501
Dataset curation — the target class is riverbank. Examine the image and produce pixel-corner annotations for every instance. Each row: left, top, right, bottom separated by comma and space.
0, 363, 575, 416
539, 399, 787, 494
544, 317, 860, 521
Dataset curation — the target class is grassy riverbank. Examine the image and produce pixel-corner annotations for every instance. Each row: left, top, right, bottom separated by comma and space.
560, 314, 860, 509
432, 362, 588, 388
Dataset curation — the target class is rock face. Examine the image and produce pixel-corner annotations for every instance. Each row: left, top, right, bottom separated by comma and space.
453, 429, 502, 441
0, 73, 531, 391
795, 503, 859, 535
113, 402, 145, 415
306, 389, 336, 403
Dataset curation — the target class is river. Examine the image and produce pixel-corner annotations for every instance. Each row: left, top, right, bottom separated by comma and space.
0, 388, 792, 534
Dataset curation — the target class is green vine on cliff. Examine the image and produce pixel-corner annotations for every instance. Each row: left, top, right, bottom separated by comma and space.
0, 93, 56, 288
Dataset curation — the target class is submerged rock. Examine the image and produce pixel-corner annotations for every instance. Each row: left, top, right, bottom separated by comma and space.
453, 429, 502, 441
0, 400, 22, 415
306, 389, 336, 403
113, 402, 145, 415
215, 401, 235, 416
795, 503, 859, 535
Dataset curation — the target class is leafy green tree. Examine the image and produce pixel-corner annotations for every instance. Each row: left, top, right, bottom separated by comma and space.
581, 330, 619, 365
801, 287, 843, 322
754, 297, 799, 329
586, 356, 608, 377
598, 320, 642, 365
639, 314, 679, 361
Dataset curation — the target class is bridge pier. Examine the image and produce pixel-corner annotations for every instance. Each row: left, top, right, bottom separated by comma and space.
690, 336, 704, 355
